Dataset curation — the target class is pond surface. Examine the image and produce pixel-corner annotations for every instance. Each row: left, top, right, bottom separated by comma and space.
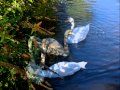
49, 0, 120, 90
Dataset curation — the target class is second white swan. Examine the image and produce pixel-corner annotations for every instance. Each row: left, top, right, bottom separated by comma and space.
66, 17, 90, 44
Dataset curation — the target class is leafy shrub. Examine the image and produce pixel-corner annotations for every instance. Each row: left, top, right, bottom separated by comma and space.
0, 0, 59, 89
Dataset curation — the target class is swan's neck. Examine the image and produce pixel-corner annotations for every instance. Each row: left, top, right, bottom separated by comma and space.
63, 36, 69, 56
71, 22, 75, 30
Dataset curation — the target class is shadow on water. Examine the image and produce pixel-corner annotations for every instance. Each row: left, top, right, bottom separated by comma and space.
49, 0, 120, 90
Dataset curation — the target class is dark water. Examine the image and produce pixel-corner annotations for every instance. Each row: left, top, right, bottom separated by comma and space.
49, 0, 120, 90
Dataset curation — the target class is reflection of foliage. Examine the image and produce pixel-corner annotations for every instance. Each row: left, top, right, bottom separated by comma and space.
67, 0, 92, 23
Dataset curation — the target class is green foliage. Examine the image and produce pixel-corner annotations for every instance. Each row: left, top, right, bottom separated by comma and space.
0, 0, 27, 43
0, 67, 29, 90
0, 0, 57, 44
0, 0, 59, 89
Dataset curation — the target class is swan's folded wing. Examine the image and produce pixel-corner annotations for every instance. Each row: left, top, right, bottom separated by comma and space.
43, 61, 88, 78
67, 24, 90, 43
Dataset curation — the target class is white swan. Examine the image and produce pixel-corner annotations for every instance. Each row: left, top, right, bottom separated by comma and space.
26, 61, 87, 81
66, 17, 90, 44
42, 61, 87, 78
